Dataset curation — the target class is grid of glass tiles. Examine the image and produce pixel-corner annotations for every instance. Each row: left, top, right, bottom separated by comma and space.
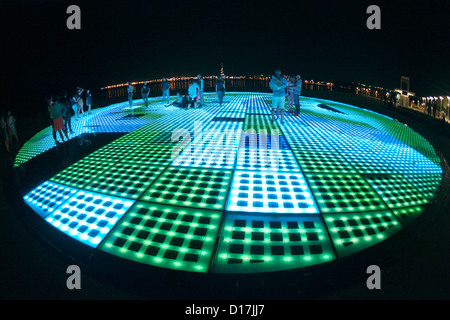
171, 122, 242, 169
45, 190, 135, 248
99, 202, 222, 272
305, 174, 388, 213
23, 181, 78, 218
235, 148, 301, 172
84, 163, 165, 199
219, 96, 247, 114
216, 111, 245, 119
364, 174, 430, 209
203, 120, 244, 132
87, 107, 164, 133
293, 150, 357, 174
13, 100, 166, 168
171, 141, 238, 169
323, 210, 403, 257
49, 159, 114, 189
280, 123, 336, 152
84, 141, 138, 163
403, 174, 442, 200
386, 147, 443, 174
163, 110, 222, 138
227, 171, 319, 214
237, 130, 298, 173
357, 110, 440, 165
13, 128, 57, 168
140, 167, 233, 210
20, 92, 444, 274
392, 206, 426, 225
338, 150, 397, 174
120, 143, 180, 166
146, 131, 178, 144
243, 114, 281, 135
240, 133, 291, 150
110, 130, 159, 144
246, 96, 271, 114
213, 214, 335, 273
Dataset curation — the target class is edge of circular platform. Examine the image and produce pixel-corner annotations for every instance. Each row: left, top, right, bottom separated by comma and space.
4, 93, 450, 299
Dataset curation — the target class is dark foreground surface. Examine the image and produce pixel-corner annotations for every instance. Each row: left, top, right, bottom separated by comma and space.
1, 90, 449, 301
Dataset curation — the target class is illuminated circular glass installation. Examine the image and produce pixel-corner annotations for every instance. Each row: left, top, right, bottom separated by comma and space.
18, 92, 443, 274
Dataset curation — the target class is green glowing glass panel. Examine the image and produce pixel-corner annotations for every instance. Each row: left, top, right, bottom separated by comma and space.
364, 174, 430, 209
213, 214, 335, 273
84, 163, 165, 199
140, 167, 232, 210
99, 202, 222, 273
305, 174, 388, 213
324, 210, 402, 257
392, 206, 426, 225
49, 159, 114, 189
294, 150, 357, 174
243, 115, 281, 135
403, 174, 442, 200
84, 141, 138, 163
121, 143, 181, 166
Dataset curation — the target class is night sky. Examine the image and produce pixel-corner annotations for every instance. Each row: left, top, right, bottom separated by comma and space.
2, 0, 450, 116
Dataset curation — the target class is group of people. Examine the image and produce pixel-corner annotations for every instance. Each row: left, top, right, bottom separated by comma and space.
1, 111, 18, 153
174, 74, 226, 109
124, 70, 303, 124
126, 79, 166, 109
46, 86, 92, 145
427, 99, 439, 119
126, 74, 227, 111
270, 69, 302, 124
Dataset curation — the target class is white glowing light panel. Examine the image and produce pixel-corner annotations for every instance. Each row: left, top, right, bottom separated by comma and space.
226, 171, 319, 214
45, 190, 135, 248
171, 121, 243, 169
235, 148, 301, 172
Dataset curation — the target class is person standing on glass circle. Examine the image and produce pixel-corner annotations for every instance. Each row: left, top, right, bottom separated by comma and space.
215, 76, 226, 107
270, 69, 287, 124
162, 77, 171, 105
141, 81, 150, 108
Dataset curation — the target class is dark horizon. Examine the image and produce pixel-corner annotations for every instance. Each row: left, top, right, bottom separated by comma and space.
2, 0, 450, 116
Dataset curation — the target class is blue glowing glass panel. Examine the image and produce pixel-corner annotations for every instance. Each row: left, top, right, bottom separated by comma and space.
23, 181, 78, 218
45, 190, 135, 248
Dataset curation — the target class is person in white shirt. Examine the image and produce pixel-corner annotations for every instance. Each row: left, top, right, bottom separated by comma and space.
188, 79, 199, 109
269, 69, 288, 124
